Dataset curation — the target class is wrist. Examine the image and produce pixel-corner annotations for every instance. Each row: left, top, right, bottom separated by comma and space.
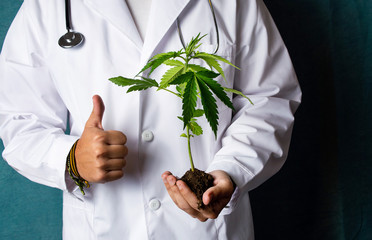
66, 139, 90, 195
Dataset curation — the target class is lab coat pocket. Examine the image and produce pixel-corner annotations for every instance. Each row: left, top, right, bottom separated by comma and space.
63, 191, 95, 239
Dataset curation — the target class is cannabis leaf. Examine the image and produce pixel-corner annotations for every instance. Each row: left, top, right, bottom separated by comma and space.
196, 78, 218, 136
137, 51, 182, 76
160, 65, 185, 88
185, 33, 206, 55
188, 64, 210, 73
224, 87, 254, 105
189, 120, 203, 136
109, 76, 158, 93
182, 75, 198, 129
193, 109, 205, 118
196, 71, 234, 110
178, 114, 204, 137
169, 71, 193, 85
195, 54, 226, 80
164, 59, 184, 67
176, 84, 186, 95
194, 52, 240, 70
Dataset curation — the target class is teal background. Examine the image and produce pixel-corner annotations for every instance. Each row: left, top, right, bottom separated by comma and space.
0, 1, 63, 239
1, 0, 371, 239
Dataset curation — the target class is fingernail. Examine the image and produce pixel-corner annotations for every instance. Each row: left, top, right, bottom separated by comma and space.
176, 181, 183, 190
208, 193, 213, 202
162, 177, 167, 184
204, 193, 212, 204
168, 177, 175, 186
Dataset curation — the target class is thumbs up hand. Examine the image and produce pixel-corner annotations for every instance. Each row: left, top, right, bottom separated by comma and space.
75, 95, 128, 183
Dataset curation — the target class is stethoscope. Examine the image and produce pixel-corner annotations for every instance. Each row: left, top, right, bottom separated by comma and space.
59, 0, 220, 54
58, 0, 84, 48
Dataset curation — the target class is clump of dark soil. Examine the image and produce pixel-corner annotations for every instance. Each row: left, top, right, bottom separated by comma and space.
180, 168, 214, 209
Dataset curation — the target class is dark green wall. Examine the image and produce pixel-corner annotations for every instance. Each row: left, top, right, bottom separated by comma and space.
250, 1, 372, 239
1, 1, 371, 239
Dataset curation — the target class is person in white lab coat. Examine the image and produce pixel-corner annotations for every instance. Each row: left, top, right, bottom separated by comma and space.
0, 0, 301, 239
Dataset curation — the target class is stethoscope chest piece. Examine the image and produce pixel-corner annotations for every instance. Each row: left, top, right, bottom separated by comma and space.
59, 0, 84, 49
58, 31, 84, 48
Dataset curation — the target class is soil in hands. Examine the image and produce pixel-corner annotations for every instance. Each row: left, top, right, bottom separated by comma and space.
180, 168, 214, 209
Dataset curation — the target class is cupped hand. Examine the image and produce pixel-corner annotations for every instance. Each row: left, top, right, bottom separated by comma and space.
162, 170, 235, 222
75, 95, 128, 183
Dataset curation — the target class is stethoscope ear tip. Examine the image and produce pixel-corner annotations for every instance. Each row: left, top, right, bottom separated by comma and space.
58, 31, 84, 49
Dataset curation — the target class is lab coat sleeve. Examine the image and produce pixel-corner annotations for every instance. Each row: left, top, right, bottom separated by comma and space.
206, 0, 302, 212
0, 3, 78, 191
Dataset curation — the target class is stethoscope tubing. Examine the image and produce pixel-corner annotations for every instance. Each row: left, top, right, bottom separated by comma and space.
65, 0, 73, 32
177, 0, 219, 54
59, 0, 219, 53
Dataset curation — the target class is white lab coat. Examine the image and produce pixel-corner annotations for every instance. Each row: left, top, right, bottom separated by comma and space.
0, 0, 301, 239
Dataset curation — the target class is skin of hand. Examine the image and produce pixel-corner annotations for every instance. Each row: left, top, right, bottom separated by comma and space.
162, 170, 235, 222
75, 95, 128, 183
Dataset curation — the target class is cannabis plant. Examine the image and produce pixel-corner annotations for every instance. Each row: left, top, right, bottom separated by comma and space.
109, 34, 251, 172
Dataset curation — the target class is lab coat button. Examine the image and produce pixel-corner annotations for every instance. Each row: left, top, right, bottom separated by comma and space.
149, 199, 161, 211
142, 130, 154, 142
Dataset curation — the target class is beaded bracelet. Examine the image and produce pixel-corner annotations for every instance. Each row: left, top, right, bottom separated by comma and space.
66, 140, 90, 195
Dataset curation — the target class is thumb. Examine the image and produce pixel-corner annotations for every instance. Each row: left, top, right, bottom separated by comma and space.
203, 180, 232, 206
86, 95, 105, 129
203, 186, 219, 206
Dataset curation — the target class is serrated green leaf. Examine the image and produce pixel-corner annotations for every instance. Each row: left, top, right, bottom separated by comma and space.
189, 121, 203, 136
109, 76, 159, 93
195, 52, 239, 70
126, 77, 158, 93
188, 64, 210, 72
223, 87, 254, 105
196, 54, 225, 81
109, 76, 138, 87
160, 66, 185, 88
196, 70, 220, 79
193, 109, 205, 118
176, 84, 186, 95
169, 71, 194, 85
196, 73, 234, 110
150, 52, 173, 61
137, 51, 180, 76
182, 76, 198, 129
164, 59, 184, 66
197, 79, 218, 137
141, 77, 159, 87
185, 33, 206, 54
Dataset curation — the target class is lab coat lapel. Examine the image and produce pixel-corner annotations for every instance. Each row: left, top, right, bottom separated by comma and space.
141, 0, 191, 65
83, 0, 143, 50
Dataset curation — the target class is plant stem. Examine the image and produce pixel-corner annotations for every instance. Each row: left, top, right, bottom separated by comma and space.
186, 125, 195, 172
157, 87, 181, 97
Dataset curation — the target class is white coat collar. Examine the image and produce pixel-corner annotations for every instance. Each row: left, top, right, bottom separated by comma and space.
84, 0, 191, 62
